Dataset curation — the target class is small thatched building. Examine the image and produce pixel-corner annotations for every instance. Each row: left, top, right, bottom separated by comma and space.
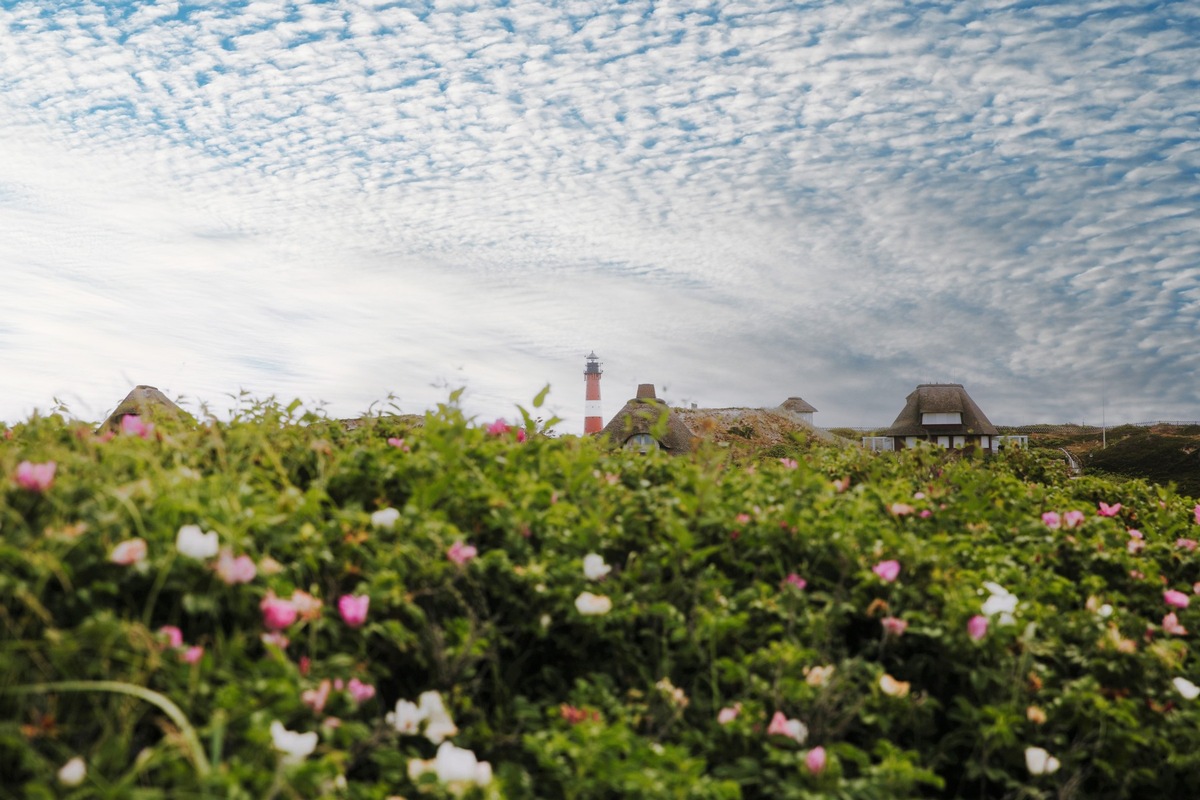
98, 385, 193, 431
777, 397, 818, 426
598, 384, 696, 454
883, 383, 999, 453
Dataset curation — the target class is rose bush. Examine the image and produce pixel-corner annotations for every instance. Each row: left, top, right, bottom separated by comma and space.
1, 395, 1199, 798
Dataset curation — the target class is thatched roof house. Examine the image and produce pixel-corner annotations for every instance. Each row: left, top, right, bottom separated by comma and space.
777, 396, 818, 426
98, 385, 193, 431
598, 384, 696, 454
883, 383, 999, 452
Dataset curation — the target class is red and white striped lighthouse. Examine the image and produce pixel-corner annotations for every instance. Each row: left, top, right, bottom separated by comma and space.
584, 351, 603, 434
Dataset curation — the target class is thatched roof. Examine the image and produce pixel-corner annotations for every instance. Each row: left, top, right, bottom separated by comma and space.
98, 385, 193, 430
884, 384, 999, 437
598, 386, 696, 454
779, 397, 817, 415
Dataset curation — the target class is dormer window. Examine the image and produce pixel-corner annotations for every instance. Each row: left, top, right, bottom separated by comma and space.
625, 433, 660, 453
921, 412, 962, 425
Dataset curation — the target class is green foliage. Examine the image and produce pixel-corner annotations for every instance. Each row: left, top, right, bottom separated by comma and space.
2, 399, 1199, 798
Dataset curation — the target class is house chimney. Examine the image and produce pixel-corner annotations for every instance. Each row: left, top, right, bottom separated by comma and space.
636, 384, 656, 399
584, 352, 603, 434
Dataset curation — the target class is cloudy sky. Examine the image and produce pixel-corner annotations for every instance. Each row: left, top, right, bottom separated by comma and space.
2, 0, 1197, 432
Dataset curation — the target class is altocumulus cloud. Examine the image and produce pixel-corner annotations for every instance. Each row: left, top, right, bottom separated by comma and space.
0, 0, 1197, 429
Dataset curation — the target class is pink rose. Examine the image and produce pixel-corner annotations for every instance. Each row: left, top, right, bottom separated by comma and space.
782, 573, 807, 591
1097, 502, 1122, 517
260, 592, 298, 630
872, 560, 901, 582
881, 617, 908, 636
1064, 510, 1086, 528
1041, 512, 1061, 529
302, 679, 332, 714
110, 538, 147, 565
1163, 612, 1188, 636
15, 460, 56, 492
181, 646, 204, 665
158, 625, 184, 649
447, 540, 478, 566
347, 678, 376, 703
967, 615, 988, 641
717, 703, 741, 725
806, 746, 827, 774
120, 415, 153, 438
338, 594, 370, 627
1164, 590, 1190, 609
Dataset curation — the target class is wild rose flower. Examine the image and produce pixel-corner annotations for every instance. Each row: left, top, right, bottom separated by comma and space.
967, 615, 988, 640
583, 553, 611, 580
1176, 538, 1198, 552
1097, 502, 1122, 517
778, 458, 798, 469
1173, 677, 1200, 700
338, 594, 370, 627
176, 524, 219, 559
872, 560, 900, 582
260, 592, 298, 630
15, 460, 56, 492
879, 674, 910, 698
889, 503, 914, 516
981, 582, 1017, 624
1064, 510, 1086, 528
57, 756, 86, 787
1027, 706, 1047, 724
717, 703, 741, 724
411, 741, 492, 787
386, 437, 410, 451
181, 645, 204, 664
1163, 612, 1188, 636
833, 476, 850, 493
560, 704, 599, 724
486, 418, 526, 442
766, 711, 808, 743
370, 507, 400, 529
120, 414, 153, 438
1127, 530, 1145, 554
574, 591, 612, 616
805, 746, 827, 775
302, 679, 332, 714
158, 625, 184, 649
419, 691, 459, 744
1194, 504, 1200, 525
290, 589, 323, 621
919, 509, 932, 518
447, 540, 478, 566
783, 573, 807, 591
347, 678, 375, 703
270, 721, 318, 765
215, 549, 257, 584
110, 538, 147, 565
881, 616, 908, 636
1164, 590, 1190, 609
1025, 746, 1060, 775
1041, 512, 1061, 529
804, 665, 835, 687
261, 632, 290, 649
386, 699, 423, 734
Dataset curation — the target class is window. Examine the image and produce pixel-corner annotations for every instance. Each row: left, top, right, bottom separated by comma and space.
922, 412, 963, 425
625, 433, 659, 454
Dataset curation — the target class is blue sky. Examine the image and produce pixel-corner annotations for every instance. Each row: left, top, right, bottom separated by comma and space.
2, 0, 1197, 431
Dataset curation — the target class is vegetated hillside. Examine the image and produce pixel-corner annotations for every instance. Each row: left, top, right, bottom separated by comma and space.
674, 407, 853, 461
1000, 424, 1200, 499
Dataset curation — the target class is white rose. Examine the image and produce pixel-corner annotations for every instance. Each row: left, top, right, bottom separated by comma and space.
1025, 746, 1060, 775
270, 721, 318, 765
57, 756, 86, 787
574, 591, 613, 616
175, 525, 219, 559
583, 553, 612, 581
371, 507, 400, 529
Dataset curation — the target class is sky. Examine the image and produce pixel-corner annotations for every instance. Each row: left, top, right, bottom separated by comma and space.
2, 0, 1198, 433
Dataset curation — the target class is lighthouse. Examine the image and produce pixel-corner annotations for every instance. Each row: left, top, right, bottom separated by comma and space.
584, 351, 603, 434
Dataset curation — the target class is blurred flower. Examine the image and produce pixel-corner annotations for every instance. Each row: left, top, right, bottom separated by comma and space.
967, 615, 988, 640
833, 476, 851, 492
259, 555, 284, 575
1164, 590, 1190, 609
574, 591, 612, 616
561, 704, 600, 724
1041, 512, 1061, 529
121, 414, 153, 438
15, 460, 56, 492
260, 592, 298, 630
872, 560, 901, 582
1097, 502, 1122, 517
1064, 510, 1086, 528
981, 582, 1017, 624
1194, 504, 1200, 525
270, 721, 318, 765
1027, 706, 1047, 724
419, 691, 459, 744
302, 679, 332, 714
176, 524, 219, 559
215, 549, 257, 584
879, 674, 910, 698
881, 616, 908, 636
57, 756, 86, 787
386, 699, 423, 734
889, 503, 914, 516
783, 573, 807, 591
371, 507, 400, 529
408, 741, 493, 789
919, 509, 932, 518
486, 418, 526, 442
447, 540, 478, 566
110, 538, 147, 565
1163, 612, 1188, 636
1127, 529, 1145, 554
583, 553, 611, 581
158, 625, 184, 649
347, 678, 375, 703
261, 632, 290, 649
386, 437, 410, 451
1024, 746, 1060, 775
290, 589, 323, 621
804, 665, 835, 687
656, 677, 689, 708
805, 746, 827, 774
717, 703, 741, 724
766, 711, 808, 743
778, 458, 798, 469
181, 645, 204, 664
338, 594, 370, 627
1173, 677, 1200, 700
1176, 538, 1198, 551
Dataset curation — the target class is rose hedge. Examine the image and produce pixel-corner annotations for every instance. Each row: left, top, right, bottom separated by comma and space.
1, 398, 1199, 799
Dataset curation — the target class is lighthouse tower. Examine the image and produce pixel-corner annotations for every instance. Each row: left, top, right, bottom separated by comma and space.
584, 351, 603, 434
